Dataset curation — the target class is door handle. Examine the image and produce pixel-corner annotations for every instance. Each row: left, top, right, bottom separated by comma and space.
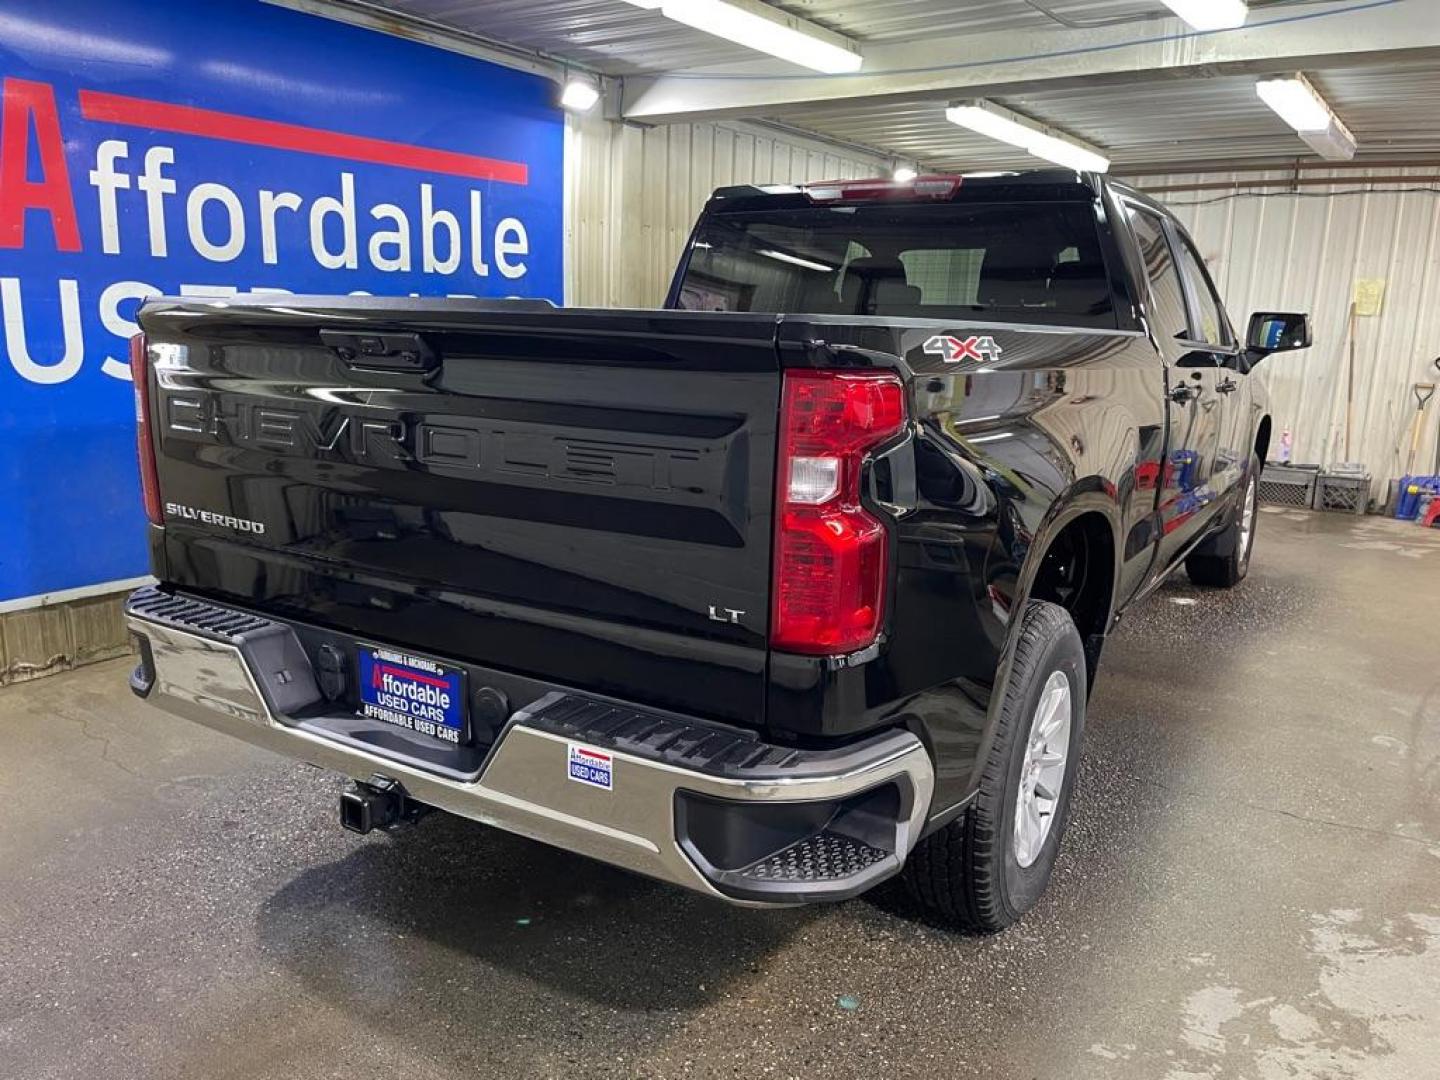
1216, 377, 1238, 394
1169, 384, 1199, 404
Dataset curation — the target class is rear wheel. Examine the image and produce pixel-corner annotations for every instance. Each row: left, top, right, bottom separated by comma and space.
1186, 454, 1260, 588
903, 601, 1086, 932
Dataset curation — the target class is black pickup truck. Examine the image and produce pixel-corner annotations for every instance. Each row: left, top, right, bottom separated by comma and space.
125, 171, 1311, 930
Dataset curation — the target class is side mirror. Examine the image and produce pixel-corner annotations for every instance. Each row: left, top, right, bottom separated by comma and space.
1246, 312, 1312, 363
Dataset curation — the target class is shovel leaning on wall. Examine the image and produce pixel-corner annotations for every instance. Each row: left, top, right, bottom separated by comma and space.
1406, 361, 1437, 477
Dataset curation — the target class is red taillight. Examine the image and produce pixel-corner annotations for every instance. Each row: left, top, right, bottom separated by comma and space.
772, 370, 906, 655
130, 333, 163, 525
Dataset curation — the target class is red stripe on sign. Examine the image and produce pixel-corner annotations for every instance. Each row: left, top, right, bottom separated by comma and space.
376, 663, 451, 688
77, 90, 529, 186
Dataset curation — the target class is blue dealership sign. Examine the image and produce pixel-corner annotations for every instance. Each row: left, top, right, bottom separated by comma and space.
0, 0, 564, 602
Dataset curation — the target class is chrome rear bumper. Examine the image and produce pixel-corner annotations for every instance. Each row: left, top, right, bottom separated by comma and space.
125, 588, 935, 905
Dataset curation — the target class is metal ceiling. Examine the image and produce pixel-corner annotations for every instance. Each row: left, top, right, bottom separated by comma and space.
333, 0, 1440, 171
767, 62, 1440, 172
373, 0, 1301, 75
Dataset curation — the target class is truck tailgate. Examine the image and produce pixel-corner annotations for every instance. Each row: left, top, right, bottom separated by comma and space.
137, 298, 780, 728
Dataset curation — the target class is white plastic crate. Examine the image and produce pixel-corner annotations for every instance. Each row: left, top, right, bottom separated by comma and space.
1314, 471, 1370, 515
1258, 463, 1318, 508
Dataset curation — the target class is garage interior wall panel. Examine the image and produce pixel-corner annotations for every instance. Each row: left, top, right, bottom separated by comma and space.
565, 115, 884, 308
1131, 168, 1440, 495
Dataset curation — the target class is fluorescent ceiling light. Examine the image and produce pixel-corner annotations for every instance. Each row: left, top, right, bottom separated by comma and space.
1159, 0, 1248, 31
1256, 74, 1332, 132
560, 77, 601, 112
1025, 130, 1110, 173
892, 165, 918, 183
945, 100, 1110, 173
760, 249, 834, 273
638, 0, 862, 73
1300, 117, 1357, 161
1256, 73, 1357, 160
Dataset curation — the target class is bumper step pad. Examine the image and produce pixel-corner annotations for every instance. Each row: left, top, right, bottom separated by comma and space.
126, 587, 321, 716
127, 586, 276, 642
739, 830, 889, 884
518, 690, 912, 783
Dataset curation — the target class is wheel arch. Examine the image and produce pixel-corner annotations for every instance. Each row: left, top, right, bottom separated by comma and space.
1013, 490, 1121, 689
945, 483, 1120, 828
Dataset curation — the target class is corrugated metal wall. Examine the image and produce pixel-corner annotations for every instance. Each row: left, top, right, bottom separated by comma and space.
1132, 166, 1440, 495
565, 114, 885, 309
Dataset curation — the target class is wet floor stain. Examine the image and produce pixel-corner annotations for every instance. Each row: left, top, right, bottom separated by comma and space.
1085, 910, 1440, 1080
1169, 910, 1440, 1080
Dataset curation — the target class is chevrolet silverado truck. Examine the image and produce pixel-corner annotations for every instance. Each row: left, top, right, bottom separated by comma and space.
125, 171, 1311, 930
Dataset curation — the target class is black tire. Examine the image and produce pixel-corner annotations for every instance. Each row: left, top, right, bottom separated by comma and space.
1186, 454, 1260, 588
903, 601, 1086, 932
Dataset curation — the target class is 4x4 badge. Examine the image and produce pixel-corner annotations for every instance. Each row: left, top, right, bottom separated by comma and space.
923, 334, 1004, 364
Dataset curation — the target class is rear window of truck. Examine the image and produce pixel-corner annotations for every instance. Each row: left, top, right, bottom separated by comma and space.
676, 201, 1116, 328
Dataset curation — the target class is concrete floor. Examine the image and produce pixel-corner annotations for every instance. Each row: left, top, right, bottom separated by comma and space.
3, 510, 1438, 1080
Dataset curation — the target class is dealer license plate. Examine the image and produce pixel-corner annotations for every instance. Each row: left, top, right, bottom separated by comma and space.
356, 646, 466, 746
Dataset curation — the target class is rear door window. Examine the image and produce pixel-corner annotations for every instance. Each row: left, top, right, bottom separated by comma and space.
1124, 206, 1190, 343
1173, 234, 1233, 347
